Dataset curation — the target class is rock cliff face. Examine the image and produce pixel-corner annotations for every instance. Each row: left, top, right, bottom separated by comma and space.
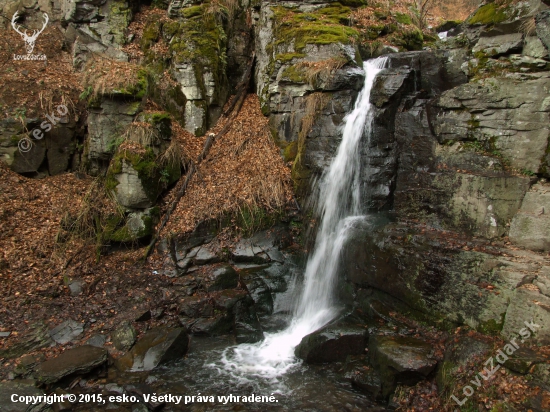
324, 0, 550, 343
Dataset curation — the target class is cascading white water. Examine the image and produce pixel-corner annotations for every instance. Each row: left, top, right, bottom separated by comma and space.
214, 57, 388, 384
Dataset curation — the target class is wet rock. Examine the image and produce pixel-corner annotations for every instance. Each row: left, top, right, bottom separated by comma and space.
295, 324, 368, 364
230, 240, 256, 262
193, 245, 221, 265
240, 271, 273, 317
203, 264, 238, 292
341, 356, 383, 400
117, 328, 189, 371
189, 314, 233, 336
234, 295, 263, 344
0, 380, 44, 412
369, 335, 436, 398
37, 345, 107, 385
213, 289, 248, 311
49, 319, 84, 345
178, 296, 214, 318
111, 322, 137, 351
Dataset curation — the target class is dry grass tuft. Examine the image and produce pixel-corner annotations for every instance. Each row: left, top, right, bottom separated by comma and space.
295, 57, 347, 87
81, 59, 144, 99
294, 92, 330, 167
521, 17, 537, 36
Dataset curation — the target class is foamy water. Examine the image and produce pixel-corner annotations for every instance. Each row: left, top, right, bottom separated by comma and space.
210, 58, 388, 385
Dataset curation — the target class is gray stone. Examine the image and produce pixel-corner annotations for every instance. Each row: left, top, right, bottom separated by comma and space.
295, 324, 368, 364
49, 320, 84, 345
112, 160, 156, 209
0, 380, 45, 412
509, 183, 550, 251
536, 10, 550, 51
230, 240, 255, 262
37, 345, 107, 384
473, 33, 524, 56
85, 334, 106, 348
523, 36, 549, 58
501, 287, 550, 342
204, 264, 238, 292
431, 75, 550, 174
111, 322, 137, 351
193, 245, 220, 265
68, 279, 84, 296
117, 327, 189, 371
87, 99, 139, 162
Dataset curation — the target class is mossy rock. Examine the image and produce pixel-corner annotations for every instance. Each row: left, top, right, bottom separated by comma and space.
394, 12, 412, 25
139, 111, 172, 140
467, 2, 513, 26
283, 141, 298, 162
107, 208, 160, 243
108, 0, 133, 45
106, 146, 165, 208
272, 4, 359, 52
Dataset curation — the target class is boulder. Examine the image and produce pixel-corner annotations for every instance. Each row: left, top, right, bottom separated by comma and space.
111, 321, 137, 351
523, 36, 549, 58
85, 334, 106, 348
188, 314, 233, 336
179, 296, 214, 318
49, 319, 84, 345
37, 345, 107, 385
193, 245, 221, 265
509, 183, 550, 252
295, 324, 368, 363
472, 33, 524, 56
203, 264, 238, 292
117, 327, 189, 371
369, 335, 436, 398
341, 356, 383, 400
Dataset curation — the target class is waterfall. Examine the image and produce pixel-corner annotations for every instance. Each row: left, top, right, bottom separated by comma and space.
214, 57, 388, 384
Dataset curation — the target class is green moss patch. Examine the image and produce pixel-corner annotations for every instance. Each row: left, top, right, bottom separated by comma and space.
272, 4, 359, 52
468, 2, 510, 26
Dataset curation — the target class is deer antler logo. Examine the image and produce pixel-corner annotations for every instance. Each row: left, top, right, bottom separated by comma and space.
11, 12, 49, 55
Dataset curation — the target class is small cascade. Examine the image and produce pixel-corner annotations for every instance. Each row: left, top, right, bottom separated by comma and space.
212, 57, 388, 384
